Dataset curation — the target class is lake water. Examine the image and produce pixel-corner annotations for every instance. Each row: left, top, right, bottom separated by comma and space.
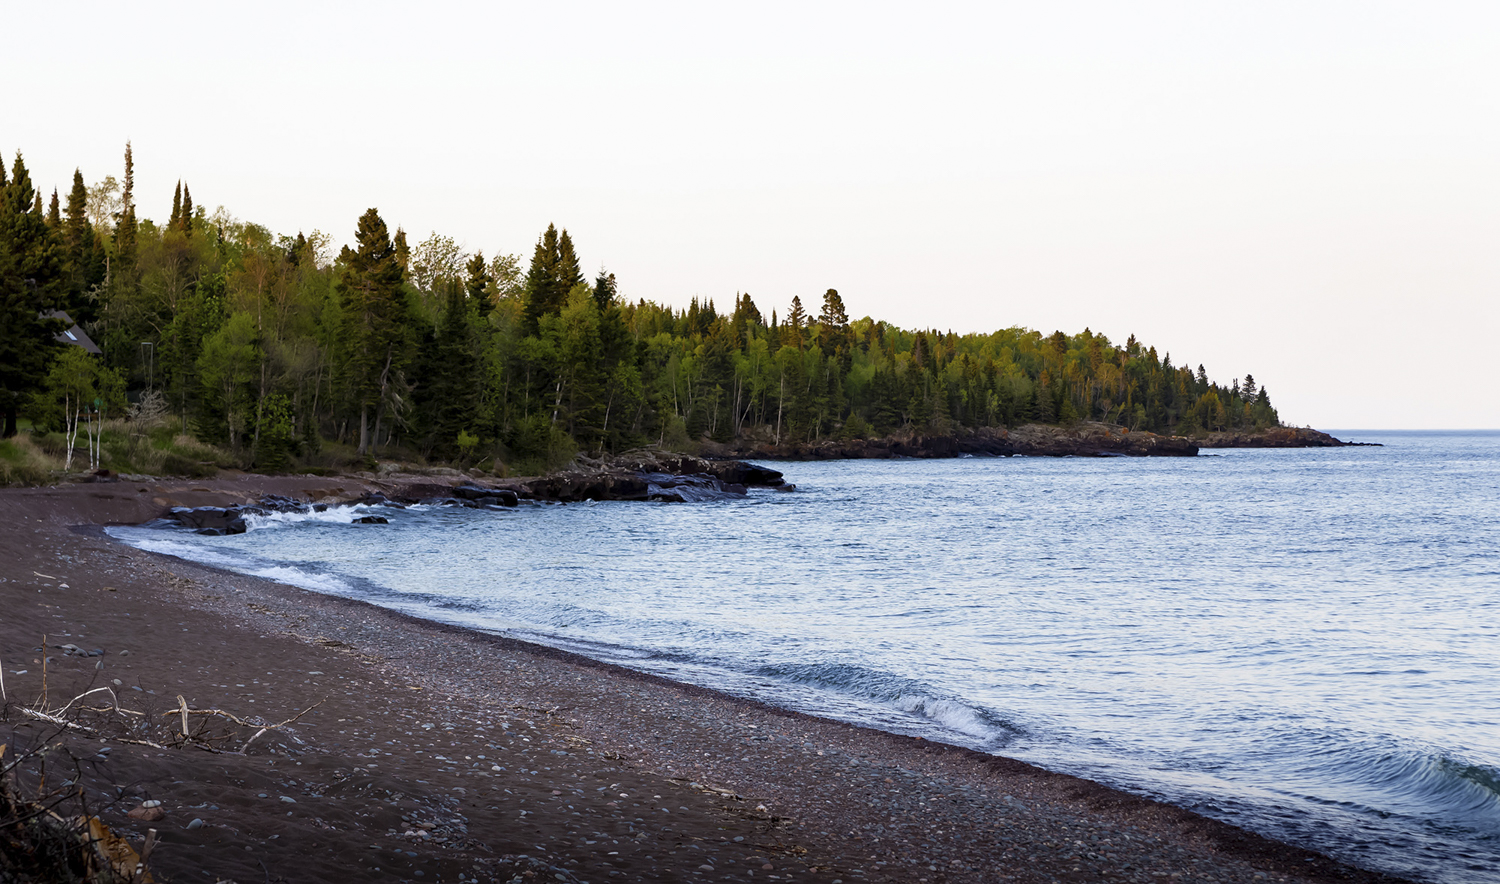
108, 430, 1500, 884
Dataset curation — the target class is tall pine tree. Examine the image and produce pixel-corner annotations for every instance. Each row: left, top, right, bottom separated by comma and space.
0, 153, 66, 436
337, 208, 411, 455
521, 224, 584, 334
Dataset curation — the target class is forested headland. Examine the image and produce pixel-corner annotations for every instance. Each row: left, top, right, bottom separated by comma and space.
1, 146, 1283, 479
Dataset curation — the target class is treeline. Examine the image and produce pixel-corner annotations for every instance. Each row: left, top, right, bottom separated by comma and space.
1, 146, 1280, 472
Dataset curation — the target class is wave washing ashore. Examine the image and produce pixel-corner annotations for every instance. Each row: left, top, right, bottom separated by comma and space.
86, 431, 1499, 884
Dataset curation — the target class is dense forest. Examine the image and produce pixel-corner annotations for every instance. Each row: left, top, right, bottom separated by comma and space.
1, 146, 1280, 473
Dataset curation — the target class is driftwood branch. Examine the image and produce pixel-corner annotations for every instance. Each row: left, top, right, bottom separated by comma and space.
240, 701, 322, 754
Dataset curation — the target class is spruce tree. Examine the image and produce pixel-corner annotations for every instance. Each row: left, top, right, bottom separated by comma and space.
818, 288, 851, 362
784, 296, 805, 350
169, 181, 182, 230
593, 270, 617, 311
46, 189, 61, 229
337, 208, 410, 454
465, 251, 489, 305
180, 184, 193, 236
393, 227, 410, 275
65, 172, 89, 254
522, 224, 561, 334
61, 169, 103, 318
520, 225, 584, 334
0, 152, 66, 436
113, 142, 137, 269
556, 229, 583, 293
413, 277, 481, 457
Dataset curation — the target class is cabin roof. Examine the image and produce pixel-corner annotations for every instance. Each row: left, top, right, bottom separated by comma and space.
44, 310, 103, 355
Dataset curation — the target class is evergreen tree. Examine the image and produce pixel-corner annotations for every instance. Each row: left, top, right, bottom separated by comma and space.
0, 152, 66, 436
62, 169, 102, 312
181, 184, 193, 236
413, 277, 481, 457
521, 224, 585, 333
465, 252, 489, 305
337, 208, 411, 455
593, 270, 617, 311
113, 142, 137, 270
557, 229, 582, 292
64, 172, 89, 258
818, 288, 851, 364
783, 296, 805, 350
393, 227, 410, 275
169, 181, 182, 230
522, 224, 561, 334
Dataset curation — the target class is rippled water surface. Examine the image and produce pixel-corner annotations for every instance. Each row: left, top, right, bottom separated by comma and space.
110, 431, 1500, 883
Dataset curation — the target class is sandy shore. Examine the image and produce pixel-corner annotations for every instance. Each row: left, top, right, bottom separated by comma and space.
0, 475, 1410, 884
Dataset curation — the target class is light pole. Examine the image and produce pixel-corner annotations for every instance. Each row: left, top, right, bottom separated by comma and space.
140, 341, 155, 393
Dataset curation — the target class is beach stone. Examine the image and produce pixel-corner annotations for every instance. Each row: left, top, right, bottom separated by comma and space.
128, 805, 166, 821
187, 818, 204, 830
354, 515, 389, 524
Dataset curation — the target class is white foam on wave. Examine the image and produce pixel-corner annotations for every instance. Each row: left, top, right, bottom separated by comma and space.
241, 504, 391, 531
893, 693, 1006, 743
244, 564, 355, 596
105, 526, 355, 598
106, 527, 246, 569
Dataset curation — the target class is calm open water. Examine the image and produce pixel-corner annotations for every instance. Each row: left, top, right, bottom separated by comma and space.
109, 430, 1500, 883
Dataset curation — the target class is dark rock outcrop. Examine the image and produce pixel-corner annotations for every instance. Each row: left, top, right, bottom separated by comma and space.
453, 485, 521, 507
165, 506, 249, 535
1199, 427, 1381, 448
415, 452, 785, 504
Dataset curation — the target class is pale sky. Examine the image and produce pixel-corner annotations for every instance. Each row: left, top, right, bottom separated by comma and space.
9, 1, 1498, 429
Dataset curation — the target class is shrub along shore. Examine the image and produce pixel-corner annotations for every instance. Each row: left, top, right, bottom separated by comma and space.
0, 475, 1408, 884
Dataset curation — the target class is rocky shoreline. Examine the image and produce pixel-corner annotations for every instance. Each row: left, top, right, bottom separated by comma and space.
709, 422, 1373, 462
139, 425, 1381, 532
149, 452, 793, 534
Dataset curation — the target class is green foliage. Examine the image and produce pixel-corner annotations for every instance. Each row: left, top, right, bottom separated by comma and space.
337, 208, 414, 454
2, 146, 1288, 479
456, 429, 479, 457
0, 151, 66, 437
34, 347, 126, 471
506, 412, 577, 474
253, 393, 296, 470
841, 412, 871, 440
0, 434, 54, 485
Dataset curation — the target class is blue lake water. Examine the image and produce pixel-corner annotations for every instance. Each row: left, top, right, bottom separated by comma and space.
108, 430, 1500, 884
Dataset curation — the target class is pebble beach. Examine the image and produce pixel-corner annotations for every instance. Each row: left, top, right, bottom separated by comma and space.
0, 475, 1412, 884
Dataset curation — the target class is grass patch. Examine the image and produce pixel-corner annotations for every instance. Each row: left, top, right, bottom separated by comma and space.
0, 436, 57, 486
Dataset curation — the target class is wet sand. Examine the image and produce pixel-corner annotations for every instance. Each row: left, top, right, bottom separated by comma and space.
0, 475, 1411, 883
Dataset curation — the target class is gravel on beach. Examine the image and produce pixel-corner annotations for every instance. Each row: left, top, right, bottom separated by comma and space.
0, 477, 1413, 884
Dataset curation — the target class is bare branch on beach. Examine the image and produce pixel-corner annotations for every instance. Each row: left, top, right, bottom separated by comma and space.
239, 701, 322, 754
